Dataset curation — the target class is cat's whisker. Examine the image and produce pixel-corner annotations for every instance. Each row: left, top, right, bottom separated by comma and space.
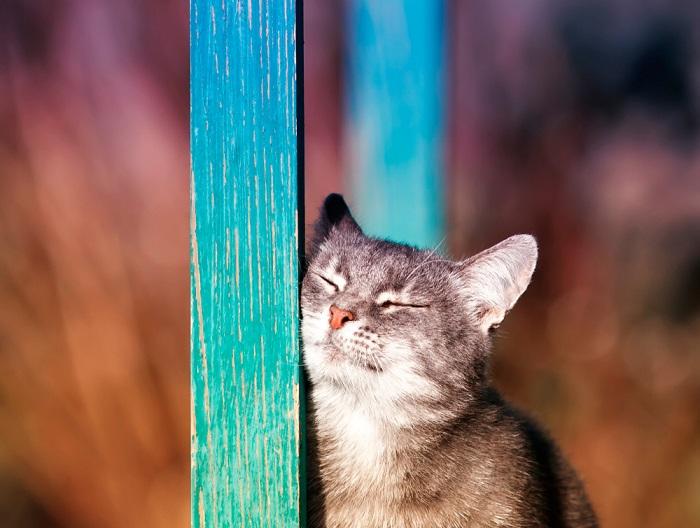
403, 236, 448, 283
371, 354, 384, 374
403, 256, 447, 283
429, 235, 447, 256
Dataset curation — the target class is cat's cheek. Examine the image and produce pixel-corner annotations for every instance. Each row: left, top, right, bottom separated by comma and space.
300, 308, 329, 343
379, 343, 440, 399
301, 345, 325, 379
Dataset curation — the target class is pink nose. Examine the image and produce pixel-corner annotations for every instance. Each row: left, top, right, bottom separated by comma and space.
329, 305, 355, 330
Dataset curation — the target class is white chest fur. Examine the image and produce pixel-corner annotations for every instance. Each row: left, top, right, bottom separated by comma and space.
310, 388, 490, 528
312, 386, 410, 499
317, 401, 392, 483
314, 404, 408, 527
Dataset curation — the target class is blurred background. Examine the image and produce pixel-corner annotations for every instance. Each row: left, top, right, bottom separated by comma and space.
309, 1, 700, 526
0, 1, 189, 527
1, 0, 699, 527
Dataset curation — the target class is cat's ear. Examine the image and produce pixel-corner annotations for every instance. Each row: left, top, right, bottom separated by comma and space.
310, 193, 363, 253
456, 235, 538, 334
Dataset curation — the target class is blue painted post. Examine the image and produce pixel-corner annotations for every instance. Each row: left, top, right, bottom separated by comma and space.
191, 0, 303, 526
346, 0, 445, 248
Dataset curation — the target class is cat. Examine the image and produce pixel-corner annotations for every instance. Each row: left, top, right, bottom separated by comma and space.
301, 194, 597, 528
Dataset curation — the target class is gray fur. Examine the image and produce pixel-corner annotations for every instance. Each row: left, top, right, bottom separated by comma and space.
302, 194, 597, 528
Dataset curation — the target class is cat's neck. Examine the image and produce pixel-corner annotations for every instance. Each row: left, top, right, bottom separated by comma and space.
309, 382, 470, 462
307, 381, 488, 514
309, 386, 414, 500
313, 380, 447, 424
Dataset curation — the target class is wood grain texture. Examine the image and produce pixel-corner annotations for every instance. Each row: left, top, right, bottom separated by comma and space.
347, 0, 445, 248
191, 0, 302, 526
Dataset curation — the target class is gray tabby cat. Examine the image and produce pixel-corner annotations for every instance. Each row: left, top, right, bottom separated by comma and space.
302, 194, 597, 528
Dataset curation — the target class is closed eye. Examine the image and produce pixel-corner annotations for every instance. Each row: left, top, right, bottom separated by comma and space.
380, 300, 429, 309
314, 272, 339, 291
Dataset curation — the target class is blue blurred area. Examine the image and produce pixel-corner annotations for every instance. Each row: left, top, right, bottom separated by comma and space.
345, 0, 445, 248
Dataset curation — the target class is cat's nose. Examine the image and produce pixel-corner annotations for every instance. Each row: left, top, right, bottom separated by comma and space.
329, 305, 355, 330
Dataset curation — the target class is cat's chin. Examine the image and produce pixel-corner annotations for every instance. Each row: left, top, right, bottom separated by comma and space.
305, 345, 385, 389
322, 343, 345, 364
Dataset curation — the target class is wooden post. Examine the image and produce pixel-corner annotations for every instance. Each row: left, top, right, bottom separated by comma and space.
191, 0, 303, 526
347, 0, 445, 248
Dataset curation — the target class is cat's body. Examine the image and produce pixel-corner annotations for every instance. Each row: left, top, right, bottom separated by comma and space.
302, 195, 597, 528
307, 389, 594, 528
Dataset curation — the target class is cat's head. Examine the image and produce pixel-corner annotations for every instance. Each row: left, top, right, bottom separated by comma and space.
301, 194, 537, 418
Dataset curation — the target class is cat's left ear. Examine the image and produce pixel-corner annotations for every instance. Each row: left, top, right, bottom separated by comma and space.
456, 235, 538, 334
309, 193, 363, 256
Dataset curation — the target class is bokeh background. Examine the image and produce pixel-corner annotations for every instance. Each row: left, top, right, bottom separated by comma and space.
1, 0, 699, 527
1, 1, 189, 527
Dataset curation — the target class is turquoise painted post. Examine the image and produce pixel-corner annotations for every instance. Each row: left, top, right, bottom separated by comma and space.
347, 0, 445, 248
191, 0, 303, 526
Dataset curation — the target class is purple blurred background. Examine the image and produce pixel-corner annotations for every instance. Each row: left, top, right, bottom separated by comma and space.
1, 1, 699, 526
307, 3, 700, 523
1, 2, 188, 527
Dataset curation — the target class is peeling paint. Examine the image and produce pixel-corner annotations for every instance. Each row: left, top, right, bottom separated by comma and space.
191, 0, 302, 526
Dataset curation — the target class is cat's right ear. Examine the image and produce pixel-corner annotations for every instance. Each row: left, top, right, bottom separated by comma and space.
455, 235, 538, 335
309, 193, 362, 257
